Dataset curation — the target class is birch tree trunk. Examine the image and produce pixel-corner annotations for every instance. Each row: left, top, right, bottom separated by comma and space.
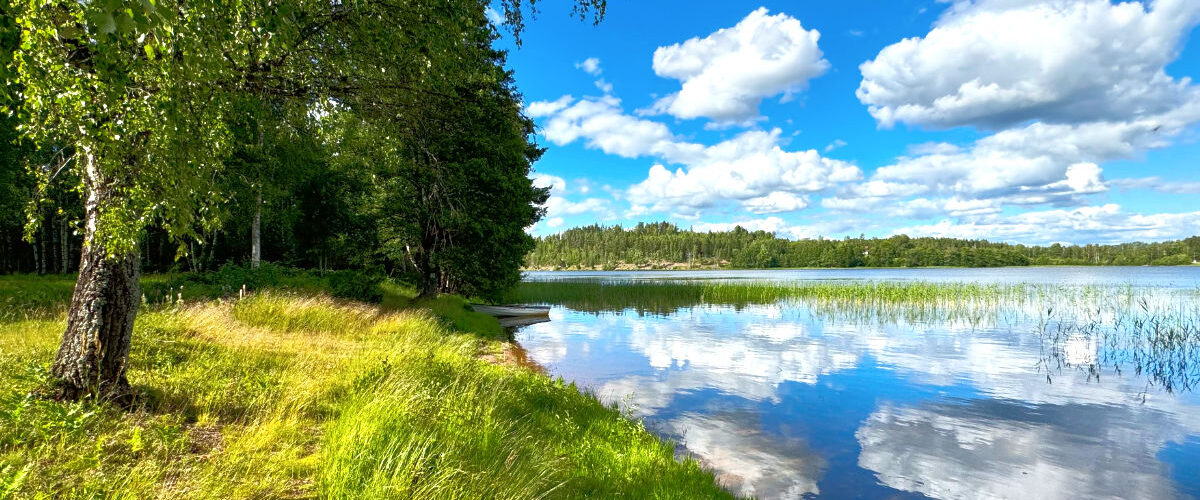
251, 188, 261, 269
50, 150, 141, 402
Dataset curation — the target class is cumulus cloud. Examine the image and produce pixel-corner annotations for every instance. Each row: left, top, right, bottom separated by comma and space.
626, 129, 861, 215
532, 174, 566, 193
526, 94, 861, 217
892, 204, 1200, 244
691, 217, 863, 240
575, 57, 602, 76
530, 95, 696, 159
531, 175, 614, 227
827, 99, 1200, 217
692, 217, 791, 235
743, 192, 810, 214
525, 96, 574, 118
858, 0, 1200, 129
544, 196, 610, 217
650, 7, 830, 124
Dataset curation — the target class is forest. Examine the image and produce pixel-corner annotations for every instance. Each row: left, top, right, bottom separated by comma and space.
0, 2, 572, 302
526, 223, 1200, 269
0, 0, 618, 403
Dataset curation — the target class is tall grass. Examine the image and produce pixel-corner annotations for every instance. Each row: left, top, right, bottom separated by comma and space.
505, 280, 1034, 317
0, 279, 733, 498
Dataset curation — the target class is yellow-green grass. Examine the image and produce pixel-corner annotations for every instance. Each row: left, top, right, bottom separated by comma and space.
0, 281, 732, 498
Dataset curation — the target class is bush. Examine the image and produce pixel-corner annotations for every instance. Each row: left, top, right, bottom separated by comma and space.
142, 263, 329, 304
326, 270, 384, 303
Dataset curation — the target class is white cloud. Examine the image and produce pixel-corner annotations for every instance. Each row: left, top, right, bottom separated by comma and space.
858, 0, 1200, 129
823, 139, 847, 153
626, 129, 861, 215
528, 94, 861, 216
525, 96, 574, 118
877, 121, 1169, 196
545, 196, 609, 217
692, 216, 790, 235
690, 216, 862, 240
485, 6, 504, 26
893, 204, 1200, 244
827, 100, 1200, 217
532, 174, 566, 193
575, 57, 602, 76
1111, 176, 1200, 194
743, 191, 809, 214
531, 175, 613, 228
650, 7, 830, 124
530, 95, 696, 159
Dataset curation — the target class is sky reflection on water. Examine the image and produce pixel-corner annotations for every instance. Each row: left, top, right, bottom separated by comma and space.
514, 272, 1200, 499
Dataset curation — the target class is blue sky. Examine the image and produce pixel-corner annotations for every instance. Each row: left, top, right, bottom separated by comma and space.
494, 0, 1200, 245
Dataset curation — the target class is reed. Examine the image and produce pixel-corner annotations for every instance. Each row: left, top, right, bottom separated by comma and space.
510, 279, 1200, 394
505, 279, 1033, 316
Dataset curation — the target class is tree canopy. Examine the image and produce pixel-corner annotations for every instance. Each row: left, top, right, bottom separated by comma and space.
1, 0, 604, 399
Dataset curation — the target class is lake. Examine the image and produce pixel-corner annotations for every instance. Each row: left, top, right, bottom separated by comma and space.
512, 268, 1200, 499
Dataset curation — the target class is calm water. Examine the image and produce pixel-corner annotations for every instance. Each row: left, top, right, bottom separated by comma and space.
513, 268, 1200, 499
524, 266, 1200, 288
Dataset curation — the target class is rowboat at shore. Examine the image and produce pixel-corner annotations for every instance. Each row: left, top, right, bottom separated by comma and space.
497, 315, 551, 328
471, 304, 551, 318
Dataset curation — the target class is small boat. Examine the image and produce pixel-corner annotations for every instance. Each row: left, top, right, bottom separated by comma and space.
497, 316, 551, 329
472, 304, 551, 318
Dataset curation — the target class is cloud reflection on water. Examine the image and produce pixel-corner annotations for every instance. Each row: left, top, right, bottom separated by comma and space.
516, 297, 1200, 499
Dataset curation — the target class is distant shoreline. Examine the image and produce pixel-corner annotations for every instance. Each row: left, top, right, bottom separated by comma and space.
523, 263, 1200, 272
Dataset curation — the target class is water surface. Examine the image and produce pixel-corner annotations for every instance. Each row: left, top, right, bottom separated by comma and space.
524, 266, 1200, 288
513, 268, 1200, 499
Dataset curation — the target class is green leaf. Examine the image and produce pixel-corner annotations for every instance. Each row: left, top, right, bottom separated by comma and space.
115, 11, 135, 34
91, 11, 116, 34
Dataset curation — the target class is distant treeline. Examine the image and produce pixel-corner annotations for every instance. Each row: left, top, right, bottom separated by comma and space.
526, 223, 1200, 269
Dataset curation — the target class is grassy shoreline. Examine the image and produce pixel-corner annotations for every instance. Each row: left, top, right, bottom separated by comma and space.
0, 277, 734, 498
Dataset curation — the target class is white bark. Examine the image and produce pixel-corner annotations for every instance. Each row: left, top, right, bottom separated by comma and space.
251, 188, 261, 269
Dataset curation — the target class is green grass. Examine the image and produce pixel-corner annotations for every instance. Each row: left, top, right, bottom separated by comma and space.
0, 264, 383, 323
0, 275, 77, 321
0, 276, 733, 499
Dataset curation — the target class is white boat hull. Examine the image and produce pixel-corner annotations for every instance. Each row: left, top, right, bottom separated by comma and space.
472, 304, 551, 318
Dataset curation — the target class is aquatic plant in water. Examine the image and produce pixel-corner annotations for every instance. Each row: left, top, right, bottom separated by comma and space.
510, 280, 1200, 394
